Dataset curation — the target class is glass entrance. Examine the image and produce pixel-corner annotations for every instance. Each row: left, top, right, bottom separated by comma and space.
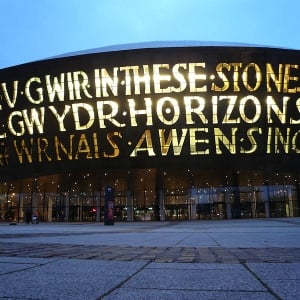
164, 192, 189, 221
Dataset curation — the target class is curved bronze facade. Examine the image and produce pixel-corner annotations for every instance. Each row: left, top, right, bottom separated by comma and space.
1, 44, 300, 222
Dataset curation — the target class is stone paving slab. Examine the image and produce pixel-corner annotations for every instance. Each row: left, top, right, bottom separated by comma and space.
246, 263, 300, 300
260, 280, 300, 300
0, 258, 147, 300
103, 288, 277, 300
247, 263, 300, 280
103, 262, 277, 300
123, 264, 265, 291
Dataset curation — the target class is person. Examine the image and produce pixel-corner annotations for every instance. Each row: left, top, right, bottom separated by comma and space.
32, 210, 39, 224
25, 207, 31, 224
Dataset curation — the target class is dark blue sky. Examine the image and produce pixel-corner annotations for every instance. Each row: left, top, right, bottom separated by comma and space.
1, 0, 299, 68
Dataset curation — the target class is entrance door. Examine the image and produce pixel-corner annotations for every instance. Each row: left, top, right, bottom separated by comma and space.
191, 188, 226, 220
164, 192, 189, 221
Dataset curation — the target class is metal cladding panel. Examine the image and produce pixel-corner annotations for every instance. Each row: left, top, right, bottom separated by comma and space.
0, 45, 300, 180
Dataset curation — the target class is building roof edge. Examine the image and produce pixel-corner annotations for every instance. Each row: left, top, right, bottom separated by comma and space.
50, 40, 293, 59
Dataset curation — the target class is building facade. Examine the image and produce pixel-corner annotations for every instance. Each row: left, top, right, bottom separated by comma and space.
0, 42, 300, 222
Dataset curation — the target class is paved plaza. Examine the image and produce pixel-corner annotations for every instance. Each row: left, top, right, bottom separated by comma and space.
0, 218, 300, 299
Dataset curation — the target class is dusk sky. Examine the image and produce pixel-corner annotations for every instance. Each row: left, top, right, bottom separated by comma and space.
1, 0, 300, 69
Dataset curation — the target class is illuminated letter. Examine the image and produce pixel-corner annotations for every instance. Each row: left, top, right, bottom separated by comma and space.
220, 96, 240, 124
292, 130, 300, 153
0, 145, 8, 165
97, 100, 125, 128
1, 81, 18, 108
189, 128, 209, 155
25, 77, 43, 104
153, 64, 172, 93
156, 97, 180, 125
267, 127, 272, 154
46, 73, 65, 102
266, 63, 283, 92
101, 67, 118, 97
22, 107, 45, 134
103, 132, 122, 158
232, 63, 242, 91
239, 95, 261, 123
290, 97, 300, 124
119, 66, 132, 96
73, 71, 93, 99
274, 127, 290, 153
240, 128, 262, 154
94, 69, 101, 97
172, 63, 187, 92
128, 98, 153, 126
48, 105, 71, 131
55, 135, 74, 160
8, 111, 25, 136
214, 127, 237, 154
242, 63, 262, 91
189, 63, 207, 92
13, 139, 33, 163
92, 132, 100, 159
72, 103, 95, 130
184, 96, 208, 124
212, 95, 219, 124
0, 124, 6, 139
159, 128, 187, 156
37, 138, 52, 162
130, 130, 155, 157
67, 72, 75, 100
211, 63, 230, 92
283, 64, 299, 93
266, 95, 289, 123
75, 133, 93, 159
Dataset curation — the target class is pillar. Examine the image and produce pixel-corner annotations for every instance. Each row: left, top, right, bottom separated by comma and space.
32, 192, 37, 216
232, 171, 241, 219
225, 189, 232, 219
252, 187, 257, 218
126, 190, 133, 222
287, 186, 294, 217
190, 198, 196, 220
19, 194, 24, 222
65, 193, 69, 222
264, 184, 271, 218
159, 190, 165, 221
47, 196, 52, 222
96, 191, 101, 222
